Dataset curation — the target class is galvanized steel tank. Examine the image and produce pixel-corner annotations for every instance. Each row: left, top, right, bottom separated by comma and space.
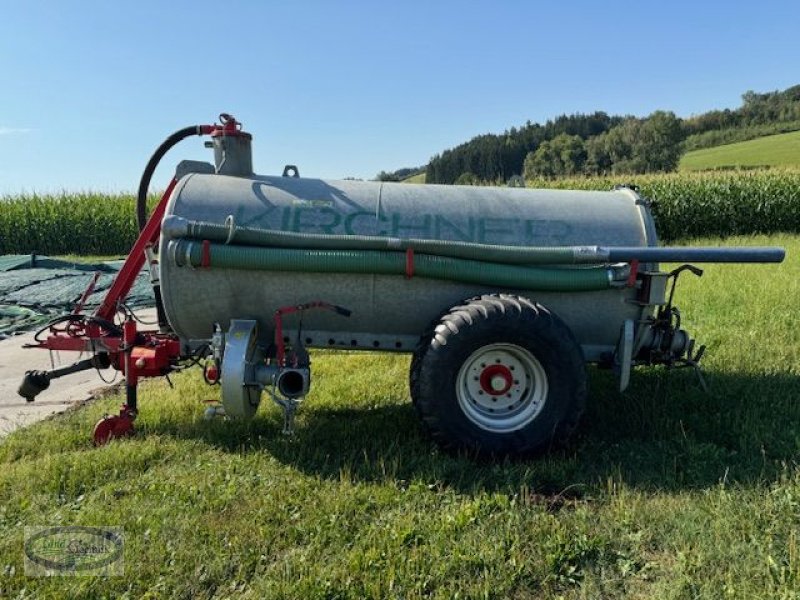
159, 174, 657, 360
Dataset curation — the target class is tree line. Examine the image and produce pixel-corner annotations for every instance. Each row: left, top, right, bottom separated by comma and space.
405, 84, 800, 184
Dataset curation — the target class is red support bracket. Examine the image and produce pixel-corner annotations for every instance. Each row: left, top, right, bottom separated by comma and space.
626, 259, 640, 288
200, 240, 211, 268
405, 248, 415, 279
73, 271, 101, 315
94, 177, 179, 322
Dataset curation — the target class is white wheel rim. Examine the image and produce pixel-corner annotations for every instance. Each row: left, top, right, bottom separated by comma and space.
456, 343, 548, 433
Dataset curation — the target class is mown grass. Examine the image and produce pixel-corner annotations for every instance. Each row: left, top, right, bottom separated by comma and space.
0, 233, 798, 598
680, 130, 800, 171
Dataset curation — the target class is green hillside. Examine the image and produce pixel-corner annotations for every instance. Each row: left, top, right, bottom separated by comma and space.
410, 84, 800, 183
402, 172, 426, 183
680, 130, 800, 171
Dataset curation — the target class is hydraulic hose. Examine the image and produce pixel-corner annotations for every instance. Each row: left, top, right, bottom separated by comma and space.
136, 126, 207, 231
169, 240, 619, 292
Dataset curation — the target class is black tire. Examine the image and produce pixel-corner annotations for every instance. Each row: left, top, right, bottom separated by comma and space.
410, 294, 586, 457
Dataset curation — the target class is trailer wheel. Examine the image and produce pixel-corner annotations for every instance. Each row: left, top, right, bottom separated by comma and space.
410, 294, 586, 457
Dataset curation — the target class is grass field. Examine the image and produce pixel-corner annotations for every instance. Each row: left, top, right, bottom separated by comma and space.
680, 130, 800, 171
0, 233, 798, 598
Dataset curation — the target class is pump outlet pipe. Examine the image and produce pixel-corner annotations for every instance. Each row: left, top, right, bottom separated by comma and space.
601, 246, 785, 263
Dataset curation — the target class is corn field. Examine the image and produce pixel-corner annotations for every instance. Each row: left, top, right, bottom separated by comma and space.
0, 193, 157, 255
2, 170, 800, 255
527, 169, 800, 241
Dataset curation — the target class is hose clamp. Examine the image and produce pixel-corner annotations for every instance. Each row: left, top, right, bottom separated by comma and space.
224, 215, 237, 245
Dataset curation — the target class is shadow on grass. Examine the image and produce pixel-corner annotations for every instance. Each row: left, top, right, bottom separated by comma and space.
145, 367, 800, 496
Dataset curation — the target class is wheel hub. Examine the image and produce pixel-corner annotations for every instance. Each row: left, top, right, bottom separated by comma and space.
456, 343, 548, 433
479, 364, 513, 395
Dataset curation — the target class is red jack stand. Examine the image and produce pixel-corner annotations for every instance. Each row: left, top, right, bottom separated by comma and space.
93, 317, 141, 446
92, 405, 137, 446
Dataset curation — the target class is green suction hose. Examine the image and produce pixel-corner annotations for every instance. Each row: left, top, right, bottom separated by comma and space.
163, 216, 589, 265
170, 240, 617, 292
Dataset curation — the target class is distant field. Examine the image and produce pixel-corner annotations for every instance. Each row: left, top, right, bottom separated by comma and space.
402, 172, 426, 183
680, 130, 800, 171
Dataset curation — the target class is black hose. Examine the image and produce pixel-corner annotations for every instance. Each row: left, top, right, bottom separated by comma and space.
136, 125, 203, 230
32, 314, 123, 344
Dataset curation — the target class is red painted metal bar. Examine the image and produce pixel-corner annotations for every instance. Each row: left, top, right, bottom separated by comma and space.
405, 248, 415, 279
94, 177, 178, 322
73, 271, 101, 315
626, 259, 640, 288
273, 302, 352, 366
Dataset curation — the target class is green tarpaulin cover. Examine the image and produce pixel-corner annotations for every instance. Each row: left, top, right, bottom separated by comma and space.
0, 254, 154, 339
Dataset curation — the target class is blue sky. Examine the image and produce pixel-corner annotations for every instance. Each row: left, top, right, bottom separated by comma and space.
1, 0, 798, 194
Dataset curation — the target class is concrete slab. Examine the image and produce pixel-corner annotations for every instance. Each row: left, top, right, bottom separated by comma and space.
0, 309, 157, 438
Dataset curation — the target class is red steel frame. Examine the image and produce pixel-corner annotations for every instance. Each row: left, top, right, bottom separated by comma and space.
26, 113, 349, 430
95, 178, 179, 322
22, 115, 254, 443
30, 178, 184, 382
33, 115, 246, 361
